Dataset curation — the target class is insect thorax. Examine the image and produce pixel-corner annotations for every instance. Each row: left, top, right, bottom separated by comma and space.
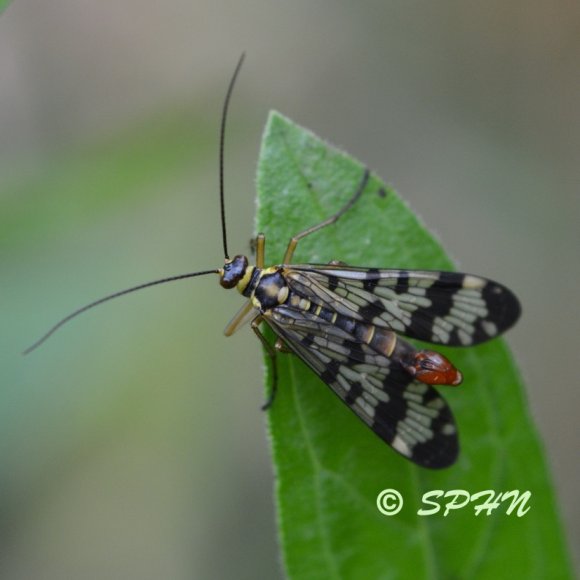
248, 267, 289, 310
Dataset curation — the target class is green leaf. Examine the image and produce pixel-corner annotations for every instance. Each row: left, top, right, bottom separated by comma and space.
256, 112, 572, 579
0, 0, 12, 13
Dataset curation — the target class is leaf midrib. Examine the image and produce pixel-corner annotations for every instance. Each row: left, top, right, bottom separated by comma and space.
288, 358, 341, 579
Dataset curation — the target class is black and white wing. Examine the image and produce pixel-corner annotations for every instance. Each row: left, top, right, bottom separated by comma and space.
286, 265, 521, 347
264, 307, 459, 469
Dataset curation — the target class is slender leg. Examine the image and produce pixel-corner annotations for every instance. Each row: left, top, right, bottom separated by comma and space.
224, 301, 256, 336
282, 168, 370, 263
251, 317, 278, 410
255, 233, 266, 268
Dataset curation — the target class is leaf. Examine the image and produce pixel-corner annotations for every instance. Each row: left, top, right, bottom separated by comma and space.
0, 0, 11, 13
256, 112, 572, 579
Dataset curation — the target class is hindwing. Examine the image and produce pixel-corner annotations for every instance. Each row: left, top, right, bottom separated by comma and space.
264, 306, 459, 468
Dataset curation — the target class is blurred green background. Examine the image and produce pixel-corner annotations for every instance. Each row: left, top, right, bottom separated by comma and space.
1, 1, 579, 578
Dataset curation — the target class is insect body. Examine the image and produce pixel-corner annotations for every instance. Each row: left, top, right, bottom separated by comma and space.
25, 54, 521, 469
215, 166, 519, 468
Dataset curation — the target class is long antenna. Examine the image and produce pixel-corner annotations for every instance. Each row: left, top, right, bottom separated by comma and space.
219, 52, 245, 260
23, 269, 219, 355
25, 55, 247, 354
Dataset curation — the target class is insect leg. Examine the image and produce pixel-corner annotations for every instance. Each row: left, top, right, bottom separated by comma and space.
255, 233, 266, 268
282, 168, 370, 263
224, 301, 256, 336
251, 316, 279, 410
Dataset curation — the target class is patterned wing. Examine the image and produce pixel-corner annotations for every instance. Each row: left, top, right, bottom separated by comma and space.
285, 265, 521, 346
264, 307, 459, 468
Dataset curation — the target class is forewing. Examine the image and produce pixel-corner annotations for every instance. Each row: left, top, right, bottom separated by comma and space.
285, 265, 520, 347
264, 307, 459, 468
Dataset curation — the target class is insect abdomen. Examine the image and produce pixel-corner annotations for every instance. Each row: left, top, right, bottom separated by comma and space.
330, 313, 396, 355
306, 306, 462, 387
